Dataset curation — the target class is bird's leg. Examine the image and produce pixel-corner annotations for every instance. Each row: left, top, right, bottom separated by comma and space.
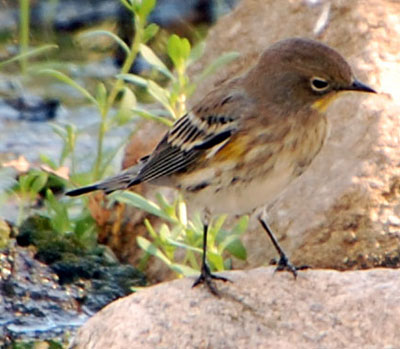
258, 216, 299, 278
192, 223, 230, 295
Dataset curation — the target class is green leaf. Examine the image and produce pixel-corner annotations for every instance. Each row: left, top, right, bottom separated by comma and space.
167, 35, 191, 71
113, 86, 136, 126
158, 223, 171, 244
45, 189, 71, 234
120, 0, 134, 12
0, 44, 58, 70
18, 171, 48, 195
139, 44, 174, 80
29, 171, 48, 194
132, 107, 173, 127
211, 215, 227, 236
207, 251, 225, 271
216, 216, 248, 260
73, 212, 96, 243
156, 193, 174, 211
138, 0, 156, 21
177, 199, 187, 226
231, 215, 249, 235
167, 36, 180, 64
39, 154, 58, 169
170, 263, 198, 276
118, 74, 175, 117
227, 239, 247, 260
118, 73, 148, 88
144, 219, 161, 241
137, 236, 171, 265
95, 82, 108, 113
181, 38, 191, 61
224, 258, 233, 270
197, 51, 240, 82
147, 80, 175, 117
17, 174, 28, 193
79, 30, 130, 56
189, 41, 205, 63
38, 69, 98, 107
65, 123, 77, 147
219, 235, 247, 260
147, 80, 170, 105
51, 123, 67, 141
143, 23, 159, 43
113, 191, 176, 223
166, 238, 202, 254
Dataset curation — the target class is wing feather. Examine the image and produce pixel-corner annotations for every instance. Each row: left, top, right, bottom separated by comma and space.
130, 91, 244, 186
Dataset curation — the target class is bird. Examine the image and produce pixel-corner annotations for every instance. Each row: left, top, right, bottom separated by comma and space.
66, 37, 376, 295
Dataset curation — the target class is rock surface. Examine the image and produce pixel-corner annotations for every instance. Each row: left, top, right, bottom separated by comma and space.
0, 243, 88, 345
70, 267, 400, 349
187, 0, 400, 270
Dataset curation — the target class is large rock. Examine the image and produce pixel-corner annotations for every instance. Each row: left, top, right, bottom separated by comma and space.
188, 0, 400, 270
70, 268, 400, 348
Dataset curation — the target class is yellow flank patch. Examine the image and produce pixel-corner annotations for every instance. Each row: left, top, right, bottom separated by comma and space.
311, 93, 339, 113
213, 135, 247, 161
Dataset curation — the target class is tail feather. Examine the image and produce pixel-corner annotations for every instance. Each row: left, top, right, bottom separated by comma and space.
65, 164, 143, 197
65, 185, 100, 197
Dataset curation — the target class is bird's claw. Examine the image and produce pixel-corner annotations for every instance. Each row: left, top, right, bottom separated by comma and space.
273, 254, 310, 279
192, 263, 230, 296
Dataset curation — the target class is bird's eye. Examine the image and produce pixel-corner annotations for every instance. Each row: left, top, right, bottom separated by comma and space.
310, 77, 330, 92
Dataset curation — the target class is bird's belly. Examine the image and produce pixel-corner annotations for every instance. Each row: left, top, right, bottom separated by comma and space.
184, 160, 296, 216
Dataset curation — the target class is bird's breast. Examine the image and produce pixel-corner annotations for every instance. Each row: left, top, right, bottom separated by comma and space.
179, 112, 329, 215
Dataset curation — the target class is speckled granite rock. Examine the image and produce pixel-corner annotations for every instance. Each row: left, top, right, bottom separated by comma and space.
70, 268, 400, 349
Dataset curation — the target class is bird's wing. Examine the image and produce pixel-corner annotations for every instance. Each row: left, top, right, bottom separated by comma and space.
129, 93, 244, 186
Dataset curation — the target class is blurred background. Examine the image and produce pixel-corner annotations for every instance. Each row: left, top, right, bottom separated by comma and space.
0, 0, 241, 347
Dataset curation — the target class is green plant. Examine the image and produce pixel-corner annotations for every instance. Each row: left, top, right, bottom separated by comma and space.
114, 191, 248, 277
6, 168, 96, 249
5, 0, 160, 247
3, 0, 244, 279
18, 0, 30, 73
0, 0, 58, 73
14, 169, 48, 226
0, 44, 58, 71
59, 0, 242, 277
120, 33, 239, 122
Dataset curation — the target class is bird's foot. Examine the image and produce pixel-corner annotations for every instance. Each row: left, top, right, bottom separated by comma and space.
192, 263, 230, 296
273, 254, 310, 279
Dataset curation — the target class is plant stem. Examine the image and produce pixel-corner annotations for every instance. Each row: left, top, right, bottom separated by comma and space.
93, 14, 144, 180
19, 0, 30, 73
16, 198, 25, 227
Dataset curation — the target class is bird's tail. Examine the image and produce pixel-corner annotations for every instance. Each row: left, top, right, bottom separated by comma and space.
65, 184, 100, 196
65, 165, 142, 197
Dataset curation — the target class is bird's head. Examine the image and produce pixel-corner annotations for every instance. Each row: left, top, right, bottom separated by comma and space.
250, 38, 376, 112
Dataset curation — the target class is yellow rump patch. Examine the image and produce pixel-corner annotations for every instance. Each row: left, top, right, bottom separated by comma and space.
213, 134, 248, 161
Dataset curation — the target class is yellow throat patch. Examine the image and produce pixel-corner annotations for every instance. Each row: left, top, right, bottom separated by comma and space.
311, 93, 340, 113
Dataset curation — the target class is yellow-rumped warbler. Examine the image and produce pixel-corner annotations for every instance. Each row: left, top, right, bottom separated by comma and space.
66, 38, 375, 294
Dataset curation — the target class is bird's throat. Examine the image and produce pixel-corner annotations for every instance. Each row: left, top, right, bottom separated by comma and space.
311, 93, 340, 113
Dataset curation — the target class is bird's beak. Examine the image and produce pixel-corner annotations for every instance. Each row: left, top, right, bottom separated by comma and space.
345, 79, 376, 93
